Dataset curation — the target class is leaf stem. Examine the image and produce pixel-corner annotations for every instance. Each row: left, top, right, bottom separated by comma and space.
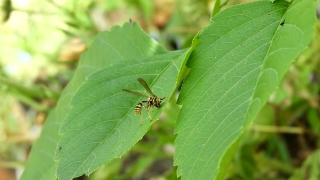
250, 125, 304, 134
0, 76, 59, 100
0, 161, 25, 169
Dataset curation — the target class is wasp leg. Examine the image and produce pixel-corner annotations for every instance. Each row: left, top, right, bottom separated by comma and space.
139, 114, 143, 126
147, 110, 152, 122
139, 102, 148, 125
145, 107, 152, 122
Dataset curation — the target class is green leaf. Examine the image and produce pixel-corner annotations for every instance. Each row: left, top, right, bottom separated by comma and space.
21, 22, 168, 180
289, 150, 320, 180
212, 0, 229, 17
0, 0, 12, 22
211, 0, 221, 17
55, 50, 187, 179
307, 108, 320, 133
174, 0, 315, 179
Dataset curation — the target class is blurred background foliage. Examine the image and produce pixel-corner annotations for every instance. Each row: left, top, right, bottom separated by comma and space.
0, 0, 319, 179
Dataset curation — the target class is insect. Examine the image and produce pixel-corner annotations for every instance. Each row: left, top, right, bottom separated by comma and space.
123, 78, 165, 125
280, 20, 285, 26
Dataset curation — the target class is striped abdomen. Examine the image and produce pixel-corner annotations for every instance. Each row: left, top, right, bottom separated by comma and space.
135, 102, 143, 115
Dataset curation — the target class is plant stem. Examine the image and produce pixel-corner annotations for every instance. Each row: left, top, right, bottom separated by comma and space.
250, 124, 304, 134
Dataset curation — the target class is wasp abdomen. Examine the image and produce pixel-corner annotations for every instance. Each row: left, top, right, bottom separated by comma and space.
135, 102, 143, 115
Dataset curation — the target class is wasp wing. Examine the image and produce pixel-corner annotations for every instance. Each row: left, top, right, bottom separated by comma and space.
137, 78, 156, 97
122, 89, 149, 98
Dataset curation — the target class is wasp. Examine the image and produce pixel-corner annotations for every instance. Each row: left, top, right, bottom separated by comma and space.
123, 78, 165, 125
